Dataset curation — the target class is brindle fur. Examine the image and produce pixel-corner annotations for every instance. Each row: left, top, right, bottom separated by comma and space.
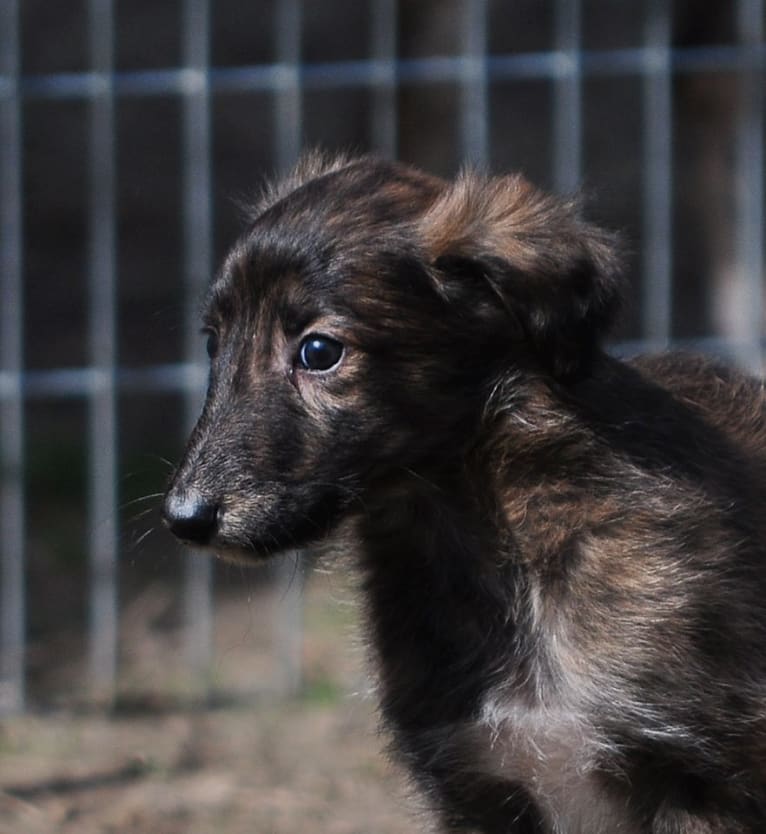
164, 153, 766, 833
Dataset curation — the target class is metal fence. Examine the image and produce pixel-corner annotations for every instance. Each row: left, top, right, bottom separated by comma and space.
0, 0, 764, 713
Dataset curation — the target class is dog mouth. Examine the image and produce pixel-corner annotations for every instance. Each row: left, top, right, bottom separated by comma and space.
162, 485, 345, 564
209, 545, 278, 565
165, 522, 301, 566
162, 490, 275, 557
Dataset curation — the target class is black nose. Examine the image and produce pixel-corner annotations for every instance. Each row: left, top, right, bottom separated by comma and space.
162, 490, 219, 545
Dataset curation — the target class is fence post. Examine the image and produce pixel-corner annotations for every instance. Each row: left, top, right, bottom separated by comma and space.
642, 0, 673, 349
460, 0, 488, 166
0, 0, 25, 715
87, 0, 120, 705
182, 0, 215, 693
553, 0, 582, 194
736, 0, 764, 373
371, 0, 398, 159
274, 0, 305, 696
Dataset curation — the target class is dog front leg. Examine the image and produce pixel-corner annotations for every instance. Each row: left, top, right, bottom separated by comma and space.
433, 776, 545, 834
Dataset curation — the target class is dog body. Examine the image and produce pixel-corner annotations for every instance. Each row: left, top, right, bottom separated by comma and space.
164, 154, 766, 832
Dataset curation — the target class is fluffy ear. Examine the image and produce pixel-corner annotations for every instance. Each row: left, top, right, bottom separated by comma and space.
418, 170, 623, 379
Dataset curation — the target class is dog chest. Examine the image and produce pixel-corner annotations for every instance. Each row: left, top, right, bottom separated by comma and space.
470, 693, 640, 834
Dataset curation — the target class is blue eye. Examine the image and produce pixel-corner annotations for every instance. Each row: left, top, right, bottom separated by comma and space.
298, 335, 344, 372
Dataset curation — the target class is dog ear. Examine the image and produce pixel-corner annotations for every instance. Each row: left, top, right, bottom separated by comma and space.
418, 170, 622, 379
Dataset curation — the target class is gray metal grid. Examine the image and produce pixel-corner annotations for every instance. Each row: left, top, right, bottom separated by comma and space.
0, 0, 764, 711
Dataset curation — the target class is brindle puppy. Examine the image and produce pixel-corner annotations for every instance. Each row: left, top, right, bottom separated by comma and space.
163, 153, 766, 833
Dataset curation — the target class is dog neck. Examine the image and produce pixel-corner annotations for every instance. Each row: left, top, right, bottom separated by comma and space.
356, 468, 542, 734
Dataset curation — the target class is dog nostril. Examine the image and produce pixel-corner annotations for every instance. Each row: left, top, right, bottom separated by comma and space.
162, 491, 219, 546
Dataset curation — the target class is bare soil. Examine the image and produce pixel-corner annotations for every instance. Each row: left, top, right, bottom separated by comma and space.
0, 577, 423, 834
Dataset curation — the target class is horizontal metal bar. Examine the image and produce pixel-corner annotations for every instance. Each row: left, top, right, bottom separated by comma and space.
611, 337, 766, 363
5, 44, 765, 102
4, 336, 762, 405
0, 363, 207, 399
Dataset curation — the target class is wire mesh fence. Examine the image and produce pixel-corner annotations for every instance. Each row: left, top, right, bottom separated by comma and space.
0, 0, 764, 713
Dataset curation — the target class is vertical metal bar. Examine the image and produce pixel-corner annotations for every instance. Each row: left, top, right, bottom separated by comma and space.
0, 0, 25, 714
641, 0, 673, 348
182, 0, 215, 688
275, 0, 302, 172
553, 0, 582, 194
87, 0, 119, 703
460, 0, 489, 166
274, 0, 304, 694
736, 0, 764, 372
371, 0, 398, 158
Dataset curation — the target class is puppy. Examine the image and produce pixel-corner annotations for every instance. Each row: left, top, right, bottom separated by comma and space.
164, 153, 766, 833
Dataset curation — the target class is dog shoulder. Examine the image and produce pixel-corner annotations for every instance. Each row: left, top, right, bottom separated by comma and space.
629, 352, 766, 464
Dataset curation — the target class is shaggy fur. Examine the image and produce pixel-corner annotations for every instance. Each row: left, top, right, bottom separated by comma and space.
163, 153, 766, 833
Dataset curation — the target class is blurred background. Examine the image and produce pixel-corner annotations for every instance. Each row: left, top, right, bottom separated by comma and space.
0, 1, 764, 831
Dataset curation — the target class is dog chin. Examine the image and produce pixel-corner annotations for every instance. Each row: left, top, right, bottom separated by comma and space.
211, 543, 284, 565
207, 511, 351, 566
211, 529, 322, 564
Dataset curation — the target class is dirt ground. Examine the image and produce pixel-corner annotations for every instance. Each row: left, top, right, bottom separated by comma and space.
0, 577, 426, 834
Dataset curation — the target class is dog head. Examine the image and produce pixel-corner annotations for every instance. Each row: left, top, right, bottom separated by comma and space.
163, 153, 621, 561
